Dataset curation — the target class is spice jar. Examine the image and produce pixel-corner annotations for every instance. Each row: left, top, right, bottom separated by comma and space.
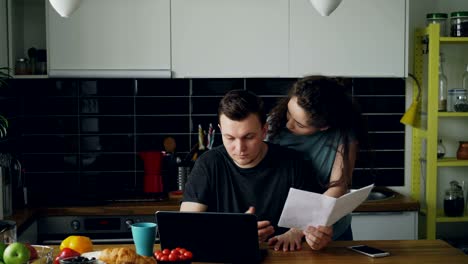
450, 11, 468, 37
457, 141, 468, 160
427, 13, 448, 36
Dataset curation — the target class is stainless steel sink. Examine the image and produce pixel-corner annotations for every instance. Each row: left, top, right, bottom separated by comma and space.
350, 188, 396, 201
367, 190, 395, 201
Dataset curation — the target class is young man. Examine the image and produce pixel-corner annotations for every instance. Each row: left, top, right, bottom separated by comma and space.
181, 90, 332, 251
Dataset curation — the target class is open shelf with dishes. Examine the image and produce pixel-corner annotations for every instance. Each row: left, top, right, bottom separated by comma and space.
7, 0, 48, 77
410, 23, 468, 239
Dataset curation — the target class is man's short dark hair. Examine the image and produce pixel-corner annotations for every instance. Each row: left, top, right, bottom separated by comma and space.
218, 90, 266, 125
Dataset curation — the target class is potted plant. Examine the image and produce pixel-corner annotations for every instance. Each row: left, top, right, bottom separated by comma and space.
0, 66, 12, 139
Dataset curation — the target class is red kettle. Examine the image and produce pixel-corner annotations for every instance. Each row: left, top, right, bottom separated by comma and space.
139, 151, 165, 193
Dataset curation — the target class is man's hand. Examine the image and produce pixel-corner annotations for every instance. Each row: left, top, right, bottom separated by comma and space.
267, 228, 304, 251
303, 225, 333, 250
245, 206, 274, 242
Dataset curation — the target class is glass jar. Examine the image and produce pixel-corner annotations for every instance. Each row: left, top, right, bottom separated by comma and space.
450, 11, 468, 37
15, 58, 30, 75
457, 141, 468, 160
448, 88, 467, 112
427, 13, 448, 36
454, 95, 468, 112
0, 220, 16, 244
444, 180, 465, 217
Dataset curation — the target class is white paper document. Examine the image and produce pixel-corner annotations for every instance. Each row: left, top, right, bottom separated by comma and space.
278, 184, 374, 229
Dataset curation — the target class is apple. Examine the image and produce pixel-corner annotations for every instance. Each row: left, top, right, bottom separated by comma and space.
3, 242, 30, 264
0, 242, 7, 260
24, 244, 38, 261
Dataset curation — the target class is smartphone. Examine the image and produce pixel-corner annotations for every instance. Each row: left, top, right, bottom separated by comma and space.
348, 245, 390, 258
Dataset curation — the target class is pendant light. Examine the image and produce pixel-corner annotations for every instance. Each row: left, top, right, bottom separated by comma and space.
309, 0, 343, 16
49, 0, 82, 18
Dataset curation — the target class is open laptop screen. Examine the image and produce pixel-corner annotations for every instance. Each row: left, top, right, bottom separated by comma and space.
155, 211, 262, 263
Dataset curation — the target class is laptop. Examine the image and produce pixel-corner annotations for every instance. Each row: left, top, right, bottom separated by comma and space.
155, 211, 264, 263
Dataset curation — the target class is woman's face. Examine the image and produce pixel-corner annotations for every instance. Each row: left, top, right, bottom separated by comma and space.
286, 96, 327, 135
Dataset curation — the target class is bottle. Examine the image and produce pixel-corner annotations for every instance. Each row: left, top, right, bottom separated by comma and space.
463, 64, 468, 89
438, 53, 448, 112
437, 139, 446, 159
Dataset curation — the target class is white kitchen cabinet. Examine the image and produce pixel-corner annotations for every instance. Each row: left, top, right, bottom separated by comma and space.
351, 211, 418, 240
171, 0, 289, 78
47, 0, 171, 78
290, 0, 408, 77
0, 0, 7, 68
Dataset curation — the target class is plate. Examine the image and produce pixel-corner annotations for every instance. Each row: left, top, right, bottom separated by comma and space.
81, 251, 105, 264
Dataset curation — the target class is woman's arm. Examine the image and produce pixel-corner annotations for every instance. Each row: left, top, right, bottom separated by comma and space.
301, 141, 358, 250
180, 201, 208, 212
324, 141, 358, 198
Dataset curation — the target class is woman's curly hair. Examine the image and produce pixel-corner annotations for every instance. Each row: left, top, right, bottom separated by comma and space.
268, 76, 368, 188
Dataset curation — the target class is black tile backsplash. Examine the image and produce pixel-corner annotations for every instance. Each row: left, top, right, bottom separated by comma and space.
1, 77, 406, 206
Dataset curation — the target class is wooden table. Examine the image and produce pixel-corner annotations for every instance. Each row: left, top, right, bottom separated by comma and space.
81, 240, 467, 263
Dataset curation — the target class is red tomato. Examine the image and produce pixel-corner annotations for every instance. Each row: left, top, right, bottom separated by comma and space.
183, 251, 193, 259
159, 255, 169, 261
168, 253, 179, 261
162, 248, 171, 255
170, 249, 180, 255
154, 252, 162, 261
178, 248, 187, 255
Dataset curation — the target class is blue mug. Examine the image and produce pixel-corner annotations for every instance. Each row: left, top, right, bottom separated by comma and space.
131, 222, 157, 256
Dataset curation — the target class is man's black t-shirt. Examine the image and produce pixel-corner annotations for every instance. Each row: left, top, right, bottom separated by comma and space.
183, 142, 318, 235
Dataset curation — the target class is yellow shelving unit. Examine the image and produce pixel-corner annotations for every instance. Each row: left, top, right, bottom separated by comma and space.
411, 24, 468, 239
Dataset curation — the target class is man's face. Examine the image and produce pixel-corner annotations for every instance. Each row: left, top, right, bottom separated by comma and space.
219, 113, 267, 169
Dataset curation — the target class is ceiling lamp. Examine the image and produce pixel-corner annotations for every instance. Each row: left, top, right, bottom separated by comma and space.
309, 0, 343, 16
49, 0, 82, 18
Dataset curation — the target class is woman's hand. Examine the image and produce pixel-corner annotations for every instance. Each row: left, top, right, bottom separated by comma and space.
303, 225, 333, 250
245, 206, 275, 242
268, 228, 304, 251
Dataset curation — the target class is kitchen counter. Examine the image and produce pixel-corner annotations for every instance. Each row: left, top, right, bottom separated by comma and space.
8, 188, 419, 234
51, 240, 467, 263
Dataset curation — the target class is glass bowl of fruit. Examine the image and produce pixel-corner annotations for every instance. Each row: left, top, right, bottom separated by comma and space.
29, 245, 54, 264
0, 243, 53, 264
